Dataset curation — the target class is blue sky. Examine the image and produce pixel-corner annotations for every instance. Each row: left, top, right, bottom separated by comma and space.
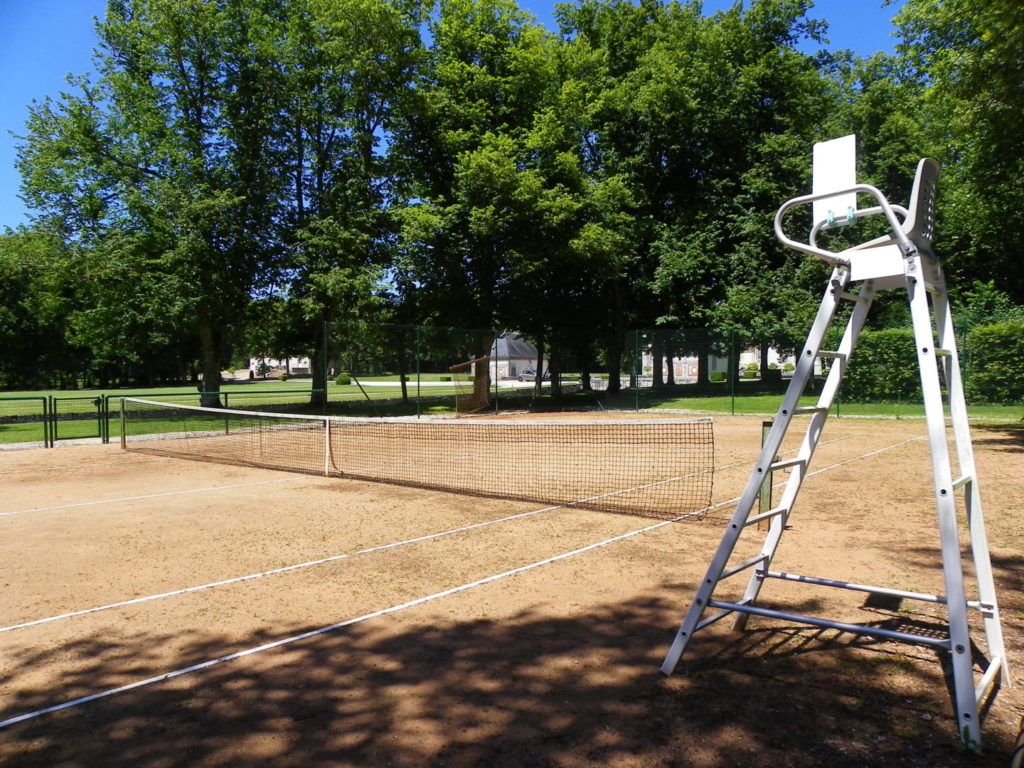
0, 0, 905, 232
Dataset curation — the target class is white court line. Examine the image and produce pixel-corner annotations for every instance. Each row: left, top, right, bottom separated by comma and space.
0, 504, 561, 634
0, 434, 855, 631
0, 434, 922, 729
0, 457, 169, 476
1, 461, 715, 634
0, 477, 304, 518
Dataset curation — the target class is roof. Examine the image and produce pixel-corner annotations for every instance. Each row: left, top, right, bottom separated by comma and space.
491, 333, 538, 360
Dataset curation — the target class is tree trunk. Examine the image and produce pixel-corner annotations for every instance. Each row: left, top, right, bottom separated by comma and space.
550, 346, 562, 400
606, 337, 623, 395
652, 336, 664, 387
472, 332, 492, 411
534, 335, 545, 396
310, 322, 327, 409
198, 324, 223, 407
697, 332, 710, 387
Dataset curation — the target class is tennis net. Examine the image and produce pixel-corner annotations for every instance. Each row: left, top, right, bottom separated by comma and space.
121, 398, 714, 518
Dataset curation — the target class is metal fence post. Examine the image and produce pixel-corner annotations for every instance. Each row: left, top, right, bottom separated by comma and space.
730, 329, 737, 415
416, 324, 421, 418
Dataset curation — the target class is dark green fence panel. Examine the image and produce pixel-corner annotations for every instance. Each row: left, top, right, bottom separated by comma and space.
104, 388, 328, 444
0, 397, 50, 448
49, 395, 104, 442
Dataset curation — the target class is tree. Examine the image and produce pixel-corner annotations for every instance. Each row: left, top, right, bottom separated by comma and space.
394, 0, 562, 351
272, 0, 421, 406
561, 0, 833, 382
17, 0, 288, 402
895, 0, 1024, 302
0, 228, 80, 388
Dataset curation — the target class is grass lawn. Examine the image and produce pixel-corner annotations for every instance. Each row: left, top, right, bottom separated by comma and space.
1, 379, 1019, 447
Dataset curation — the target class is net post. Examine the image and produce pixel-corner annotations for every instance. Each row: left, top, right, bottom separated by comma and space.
415, 325, 422, 419
758, 419, 773, 530
323, 417, 331, 476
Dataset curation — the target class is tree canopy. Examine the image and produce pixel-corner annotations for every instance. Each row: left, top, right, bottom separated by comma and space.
4, 0, 1021, 391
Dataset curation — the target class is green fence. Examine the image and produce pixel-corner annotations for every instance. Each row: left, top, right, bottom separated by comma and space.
1, 318, 1017, 450
0, 397, 50, 447
324, 323, 576, 416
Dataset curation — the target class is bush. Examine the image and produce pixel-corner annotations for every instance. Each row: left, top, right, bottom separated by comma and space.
440, 375, 451, 382
745, 362, 758, 371
839, 328, 919, 402
709, 371, 727, 383
783, 363, 795, 372
335, 373, 351, 386
278, 374, 289, 382
965, 320, 1024, 404
741, 370, 757, 379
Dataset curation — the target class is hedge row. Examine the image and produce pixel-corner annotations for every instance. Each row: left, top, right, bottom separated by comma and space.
838, 321, 1024, 405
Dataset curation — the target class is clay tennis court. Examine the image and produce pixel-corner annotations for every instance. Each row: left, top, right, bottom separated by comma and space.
0, 413, 1021, 766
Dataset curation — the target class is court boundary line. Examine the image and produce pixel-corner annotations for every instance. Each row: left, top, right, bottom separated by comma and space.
0, 434, 853, 632
0, 435, 923, 729
0, 477, 304, 518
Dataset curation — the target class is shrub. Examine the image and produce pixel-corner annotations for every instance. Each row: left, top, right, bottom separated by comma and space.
839, 328, 919, 402
783, 363, 795, 372
335, 373, 351, 386
965, 320, 1024, 404
440, 375, 451, 382
741, 370, 757, 379
709, 371, 727, 383
278, 374, 289, 382
745, 362, 758, 371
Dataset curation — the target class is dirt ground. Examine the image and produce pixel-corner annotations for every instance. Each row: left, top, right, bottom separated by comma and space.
0, 413, 1021, 767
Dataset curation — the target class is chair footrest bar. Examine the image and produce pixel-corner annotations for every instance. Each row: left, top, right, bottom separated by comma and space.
763, 570, 947, 605
707, 600, 952, 649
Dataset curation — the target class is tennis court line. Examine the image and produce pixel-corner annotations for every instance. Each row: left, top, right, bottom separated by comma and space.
0, 434, 853, 632
0, 477, 305, 518
0, 456, 169, 476
0, 458, 716, 634
0, 504, 564, 634
0, 434, 922, 730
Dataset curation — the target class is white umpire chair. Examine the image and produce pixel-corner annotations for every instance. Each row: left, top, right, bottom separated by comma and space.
661, 135, 1009, 750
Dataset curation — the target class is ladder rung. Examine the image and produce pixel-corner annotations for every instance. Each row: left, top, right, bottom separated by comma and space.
838, 290, 864, 303
817, 350, 846, 360
952, 475, 973, 490
745, 506, 787, 527
792, 406, 828, 415
934, 348, 952, 357
769, 457, 804, 472
719, 554, 768, 581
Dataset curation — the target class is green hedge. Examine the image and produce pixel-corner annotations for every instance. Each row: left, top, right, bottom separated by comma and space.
966, 321, 1024, 404
840, 328, 920, 402
837, 321, 1024, 405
